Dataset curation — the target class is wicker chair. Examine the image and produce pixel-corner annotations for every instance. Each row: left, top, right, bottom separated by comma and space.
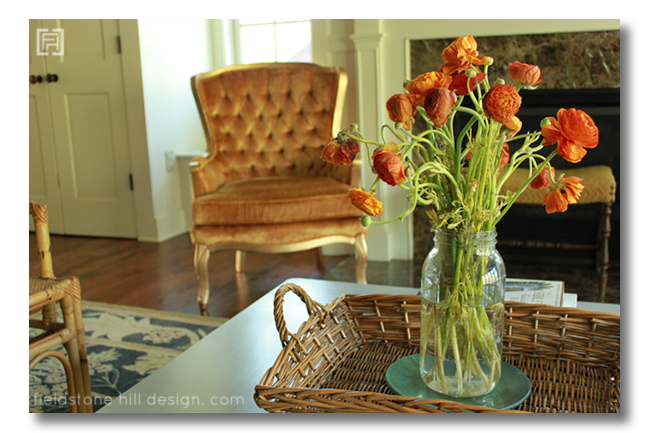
189, 63, 368, 315
29, 202, 92, 413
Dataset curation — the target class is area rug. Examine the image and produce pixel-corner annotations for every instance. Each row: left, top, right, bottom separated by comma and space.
29, 301, 228, 413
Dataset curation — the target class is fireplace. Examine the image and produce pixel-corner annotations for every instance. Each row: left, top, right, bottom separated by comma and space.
409, 31, 621, 271
490, 87, 620, 267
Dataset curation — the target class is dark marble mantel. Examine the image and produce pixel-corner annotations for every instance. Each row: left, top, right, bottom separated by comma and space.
410, 31, 620, 89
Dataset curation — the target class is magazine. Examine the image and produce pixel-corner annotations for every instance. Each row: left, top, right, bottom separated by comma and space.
504, 278, 569, 307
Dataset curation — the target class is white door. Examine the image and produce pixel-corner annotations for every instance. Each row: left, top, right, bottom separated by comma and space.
29, 20, 65, 233
29, 19, 137, 238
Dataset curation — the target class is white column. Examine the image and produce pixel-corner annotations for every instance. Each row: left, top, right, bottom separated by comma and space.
351, 20, 412, 261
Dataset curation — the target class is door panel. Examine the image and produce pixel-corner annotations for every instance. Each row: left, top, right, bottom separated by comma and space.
30, 19, 137, 238
65, 93, 118, 199
29, 19, 65, 233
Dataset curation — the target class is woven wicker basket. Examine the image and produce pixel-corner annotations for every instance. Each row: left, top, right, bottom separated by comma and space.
254, 283, 620, 413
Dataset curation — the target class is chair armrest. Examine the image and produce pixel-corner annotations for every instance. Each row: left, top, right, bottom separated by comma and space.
189, 153, 225, 198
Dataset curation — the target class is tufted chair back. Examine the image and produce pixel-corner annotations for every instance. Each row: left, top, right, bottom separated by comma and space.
190, 63, 350, 198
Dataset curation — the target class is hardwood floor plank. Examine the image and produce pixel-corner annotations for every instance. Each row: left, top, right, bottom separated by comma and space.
30, 232, 620, 319
29, 233, 349, 318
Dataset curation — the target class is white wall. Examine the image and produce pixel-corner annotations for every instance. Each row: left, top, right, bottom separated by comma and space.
137, 19, 214, 241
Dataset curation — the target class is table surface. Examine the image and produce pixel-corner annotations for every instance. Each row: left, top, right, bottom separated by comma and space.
98, 278, 620, 413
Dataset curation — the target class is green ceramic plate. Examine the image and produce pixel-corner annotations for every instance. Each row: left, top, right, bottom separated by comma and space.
386, 354, 531, 410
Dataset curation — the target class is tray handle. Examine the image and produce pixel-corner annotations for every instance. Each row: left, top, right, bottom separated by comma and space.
273, 283, 326, 347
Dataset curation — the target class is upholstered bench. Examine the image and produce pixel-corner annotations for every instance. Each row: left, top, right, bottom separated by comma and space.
500, 165, 617, 302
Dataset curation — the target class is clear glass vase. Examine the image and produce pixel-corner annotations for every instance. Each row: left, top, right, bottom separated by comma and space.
420, 229, 506, 398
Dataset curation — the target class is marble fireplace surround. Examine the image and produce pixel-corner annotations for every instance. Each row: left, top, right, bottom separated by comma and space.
408, 31, 621, 267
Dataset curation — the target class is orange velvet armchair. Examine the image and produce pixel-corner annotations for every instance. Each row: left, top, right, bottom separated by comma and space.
189, 62, 368, 314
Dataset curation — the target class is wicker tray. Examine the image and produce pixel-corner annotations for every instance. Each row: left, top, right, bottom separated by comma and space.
254, 283, 620, 413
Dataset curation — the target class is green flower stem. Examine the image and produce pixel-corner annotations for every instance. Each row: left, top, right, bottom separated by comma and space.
381, 124, 406, 144
369, 176, 381, 194
481, 63, 491, 93
504, 131, 541, 143
450, 323, 463, 395
492, 149, 558, 226
416, 107, 455, 149
452, 106, 487, 131
368, 210, 413, 225
455, 117, 478, 153
435, 318, 448, 392
466, 86, 483, 114
470, 121, 498, 229
338, 130, 384, 147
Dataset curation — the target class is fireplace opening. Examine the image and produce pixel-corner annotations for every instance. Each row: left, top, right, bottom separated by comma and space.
494, 87, 620, 269
412, 87, 620, 271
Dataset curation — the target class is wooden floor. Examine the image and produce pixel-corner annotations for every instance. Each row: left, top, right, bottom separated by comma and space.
30, 232, 620, 319
29, 233, 348, 318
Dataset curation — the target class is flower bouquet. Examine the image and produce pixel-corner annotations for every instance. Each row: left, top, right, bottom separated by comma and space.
321, 35, 599, 397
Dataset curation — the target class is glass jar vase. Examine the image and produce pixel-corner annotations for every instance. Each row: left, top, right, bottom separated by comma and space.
419, 229, 506, 398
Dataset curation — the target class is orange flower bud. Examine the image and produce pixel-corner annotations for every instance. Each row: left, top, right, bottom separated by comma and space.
508, 61, 543, 87
482, 83, 522, 124
530, 165, 556, 190
423, 87, 457, 128
386, 93, 416, 130
320, 135, 360, 165
372, 148, 407, 186
542, 176, 584, 214
405, 71, 452, 107
449, 71, 486, 96
348, 188, 383, 217
438, 35, 485, 76
541, 108, 599, 163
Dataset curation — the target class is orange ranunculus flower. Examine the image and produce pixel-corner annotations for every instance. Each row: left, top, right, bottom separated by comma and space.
372, 147, 407, 186
530, 165, 556, 190
423, 87, 457, 128
498, 142, 510, 170
348, 188, 383, 216
503, 116, 522, 138
508, 61, 543, 87
386, 93, 416, 130
321, 136, 360, 166
449, 71, 486, 96
405, 71, 452, 107
541, 108, 599, 163
438, 35, 486, 76
482, 83, 522, 124
542, 176, 584, 214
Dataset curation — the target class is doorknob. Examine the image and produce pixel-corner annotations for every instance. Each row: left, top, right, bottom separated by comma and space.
46, 74, 59, 83
30, 75, 43, 84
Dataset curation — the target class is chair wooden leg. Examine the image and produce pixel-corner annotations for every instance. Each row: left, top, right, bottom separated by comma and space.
71, 296, 92, 412
315, 247, 326, 275
235, 250, 246, 273
597, 202, 612, 303
354, 233, 368, 284
60, 295, 87, 413
194, 243, 211, 315
42, 302, 58, 328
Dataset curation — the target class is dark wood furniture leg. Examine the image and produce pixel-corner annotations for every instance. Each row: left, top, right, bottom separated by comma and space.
597, 202, 612, 303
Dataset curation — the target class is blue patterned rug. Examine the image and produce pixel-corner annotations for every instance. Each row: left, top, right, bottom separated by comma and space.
29, 301, 227, 413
